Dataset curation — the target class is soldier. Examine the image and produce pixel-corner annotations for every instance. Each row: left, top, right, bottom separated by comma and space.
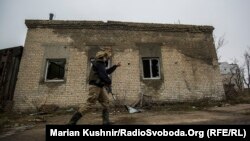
67, 47, 121, 125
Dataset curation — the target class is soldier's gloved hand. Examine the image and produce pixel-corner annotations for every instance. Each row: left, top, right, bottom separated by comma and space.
116, 62, 121, 67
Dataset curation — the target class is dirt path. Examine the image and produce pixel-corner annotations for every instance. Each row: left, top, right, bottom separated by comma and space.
0, 104, 250, 140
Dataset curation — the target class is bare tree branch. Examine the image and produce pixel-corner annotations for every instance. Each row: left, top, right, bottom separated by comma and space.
231, 59, 244, 92
214, 34, 228, 61
243, 48, 250, 89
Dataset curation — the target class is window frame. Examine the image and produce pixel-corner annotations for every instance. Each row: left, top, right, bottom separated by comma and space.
44, 58, 66, 82
142, 57, 161, 80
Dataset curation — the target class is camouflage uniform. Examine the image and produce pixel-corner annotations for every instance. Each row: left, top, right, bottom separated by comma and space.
68, 48, 118, 125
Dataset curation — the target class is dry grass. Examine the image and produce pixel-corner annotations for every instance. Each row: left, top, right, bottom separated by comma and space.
1, 91, 250, 131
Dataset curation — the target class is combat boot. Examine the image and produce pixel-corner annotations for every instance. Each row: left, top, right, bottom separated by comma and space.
102, 109, 112, 125
67, 112, 82, 125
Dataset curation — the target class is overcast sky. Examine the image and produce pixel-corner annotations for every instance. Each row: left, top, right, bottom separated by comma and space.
0, 0, 249, 64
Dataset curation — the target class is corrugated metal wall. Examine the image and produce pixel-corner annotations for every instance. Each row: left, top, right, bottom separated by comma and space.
0, 46, 23, 112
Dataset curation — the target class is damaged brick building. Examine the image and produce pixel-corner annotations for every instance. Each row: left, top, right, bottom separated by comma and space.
13, 20, 225, 111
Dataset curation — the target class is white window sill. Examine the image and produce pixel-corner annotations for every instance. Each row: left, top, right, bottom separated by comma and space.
143, 78, 161, 80
44, 80, 65, 83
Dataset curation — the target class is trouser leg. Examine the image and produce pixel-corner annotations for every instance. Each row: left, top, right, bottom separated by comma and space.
68, 85, 101, 125
99, 87, 111, 125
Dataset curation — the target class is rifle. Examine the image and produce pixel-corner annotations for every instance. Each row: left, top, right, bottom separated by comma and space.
105, 86, 117, 100
104, 85, 141, 114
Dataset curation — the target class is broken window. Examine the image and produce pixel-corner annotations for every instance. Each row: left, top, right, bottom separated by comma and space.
142, 58, 160, 79
45, 59, 66, 82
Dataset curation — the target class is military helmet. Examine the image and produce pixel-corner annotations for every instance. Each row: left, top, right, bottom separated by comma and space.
95, 47, 112, 58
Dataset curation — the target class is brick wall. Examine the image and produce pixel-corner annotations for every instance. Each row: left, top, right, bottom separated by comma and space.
13, 20, 225, 111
